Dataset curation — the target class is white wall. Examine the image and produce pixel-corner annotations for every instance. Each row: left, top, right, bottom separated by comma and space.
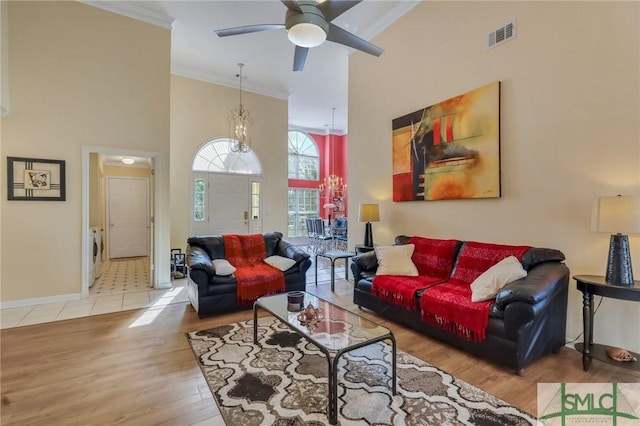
348, 2, 639, 352
1, 1, 171, 302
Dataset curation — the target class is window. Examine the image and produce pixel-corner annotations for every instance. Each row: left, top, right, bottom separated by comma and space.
193, 138, 262, 174
251, 181, 260, 220
288, 130, 318, 180
287, 188, 319, 237
193, 178, 206, 221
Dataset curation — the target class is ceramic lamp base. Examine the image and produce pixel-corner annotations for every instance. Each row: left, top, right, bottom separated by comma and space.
363, 222, 373, 247
605, 234, 634, 285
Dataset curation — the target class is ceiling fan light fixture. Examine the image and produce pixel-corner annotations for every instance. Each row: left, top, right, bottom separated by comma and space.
287, 23, 326, 48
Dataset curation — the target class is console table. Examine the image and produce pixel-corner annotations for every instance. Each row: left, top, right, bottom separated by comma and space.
573, 275, 640, 372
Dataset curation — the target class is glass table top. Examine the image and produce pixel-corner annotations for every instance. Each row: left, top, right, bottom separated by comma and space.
255, 292, 391, 351
316, 250, 355, 259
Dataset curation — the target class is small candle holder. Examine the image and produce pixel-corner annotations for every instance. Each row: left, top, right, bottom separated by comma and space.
287, 291, 305, 312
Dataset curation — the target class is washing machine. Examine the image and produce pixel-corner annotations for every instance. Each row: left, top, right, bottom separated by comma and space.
95, 228, 103, 280
89, 227, 101, 287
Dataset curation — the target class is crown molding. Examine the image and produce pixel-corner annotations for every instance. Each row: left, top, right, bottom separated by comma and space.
171, 69, 290, 101
358, 1, 420, 41
79, 1, 175, 29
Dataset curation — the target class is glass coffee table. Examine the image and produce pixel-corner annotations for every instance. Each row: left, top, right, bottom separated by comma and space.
253, 291, 397, 425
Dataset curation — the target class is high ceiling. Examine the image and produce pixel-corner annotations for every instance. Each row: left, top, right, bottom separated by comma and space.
87, 0, 419, 134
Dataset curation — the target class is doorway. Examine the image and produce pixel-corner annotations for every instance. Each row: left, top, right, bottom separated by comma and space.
82, 147, 162, 298
191, 173, 263, 236
190, 138, 263, 236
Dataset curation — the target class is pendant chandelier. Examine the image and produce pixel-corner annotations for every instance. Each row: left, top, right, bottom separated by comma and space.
229, 63, 251, 153
319, 107, 346, 198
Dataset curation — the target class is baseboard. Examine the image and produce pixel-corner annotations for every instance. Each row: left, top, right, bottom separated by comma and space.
155, 281, 172, 290
0, 293, 82, 310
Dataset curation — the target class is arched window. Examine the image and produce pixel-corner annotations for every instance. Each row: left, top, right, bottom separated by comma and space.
193, 138, 262, 174
287, 131, 319, 237
288, 130, 318, 180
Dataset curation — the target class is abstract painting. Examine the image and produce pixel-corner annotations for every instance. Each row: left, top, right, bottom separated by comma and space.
7, 157, 66, 201
392, 82, 501, 201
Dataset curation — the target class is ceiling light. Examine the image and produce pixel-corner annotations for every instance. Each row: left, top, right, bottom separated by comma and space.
122, 157, 135, 165
287, 23, 326, 48
229, 63, 251, 153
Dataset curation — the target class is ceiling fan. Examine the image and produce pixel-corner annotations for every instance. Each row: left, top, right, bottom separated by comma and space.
214, 0, 384, 71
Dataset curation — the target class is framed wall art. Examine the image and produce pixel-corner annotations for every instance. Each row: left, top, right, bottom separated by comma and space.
392, 81, 501, 202
7, 156, 66, 201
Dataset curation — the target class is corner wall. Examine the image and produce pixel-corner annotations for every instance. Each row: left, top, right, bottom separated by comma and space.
170, 75, 289, 249
348, 2, 639, 352
1, 2, 171, 302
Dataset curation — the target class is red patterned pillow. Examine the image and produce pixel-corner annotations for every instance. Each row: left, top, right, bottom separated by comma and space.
408, 237, 459, 279
451, 241, 531, 285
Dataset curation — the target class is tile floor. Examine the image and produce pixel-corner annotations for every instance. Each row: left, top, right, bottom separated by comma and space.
0, 248, 348, 330
1, 257, 189, 329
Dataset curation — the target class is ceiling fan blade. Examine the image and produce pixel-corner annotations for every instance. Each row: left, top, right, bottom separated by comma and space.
293, 46, 309, 71
281, 0, 302, 12
215, 24, 285, 38
319, 0, 362, 22
326, 23, 384, 56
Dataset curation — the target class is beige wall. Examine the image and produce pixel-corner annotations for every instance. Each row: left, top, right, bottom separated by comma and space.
1, 1, 171, 302
170, 75, 289, 249
349, 2, 639, 352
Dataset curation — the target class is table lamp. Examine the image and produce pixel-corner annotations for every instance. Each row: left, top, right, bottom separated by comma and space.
593, 195, 640, 285
358, 203, 380, 247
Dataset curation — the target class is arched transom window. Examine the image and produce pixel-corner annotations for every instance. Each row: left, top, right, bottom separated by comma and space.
193, 138, 262, 175
288, 130, 318, 180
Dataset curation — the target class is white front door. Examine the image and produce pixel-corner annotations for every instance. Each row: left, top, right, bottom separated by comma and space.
210, 174, 250, 234
190, 173, 262, 236
108, 177, 149, 258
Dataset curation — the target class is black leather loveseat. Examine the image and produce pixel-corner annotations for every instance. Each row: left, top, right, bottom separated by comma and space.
186, 232, 311, 317
351, 235, 570, 374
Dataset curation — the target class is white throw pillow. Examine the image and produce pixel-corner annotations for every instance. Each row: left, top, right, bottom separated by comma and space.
213, 259, 236, 276
264, 255, 296, 271
470, 256, 527, 302
374, 244, 419, 276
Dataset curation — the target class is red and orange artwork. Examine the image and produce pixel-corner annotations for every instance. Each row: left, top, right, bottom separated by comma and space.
392, 82, 501, 202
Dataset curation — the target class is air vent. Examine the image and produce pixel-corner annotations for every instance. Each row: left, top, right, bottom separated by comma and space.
487, 20, 516, 50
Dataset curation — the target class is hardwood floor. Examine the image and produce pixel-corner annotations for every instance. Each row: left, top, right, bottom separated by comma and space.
1, 268, 638, 425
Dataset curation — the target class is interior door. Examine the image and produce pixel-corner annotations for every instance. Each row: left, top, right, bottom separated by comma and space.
108, 177, 149, 258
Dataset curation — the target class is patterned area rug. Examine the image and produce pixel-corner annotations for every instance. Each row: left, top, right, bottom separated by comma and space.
186, 317, 536, 425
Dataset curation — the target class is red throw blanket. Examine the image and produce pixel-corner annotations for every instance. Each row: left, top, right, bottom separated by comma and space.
373, 275, 445, 310
421, 242, 531, 341
372, 238, 459, 310
223, 234, 285, 305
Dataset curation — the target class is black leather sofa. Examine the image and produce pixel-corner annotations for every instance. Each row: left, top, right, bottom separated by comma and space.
351, 236, 570, 374
186, 232, 311, 317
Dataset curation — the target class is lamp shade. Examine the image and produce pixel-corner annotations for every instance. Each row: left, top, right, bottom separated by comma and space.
595, 195, 640, 234
359, 204, 380, 222
287, 23, 326, 48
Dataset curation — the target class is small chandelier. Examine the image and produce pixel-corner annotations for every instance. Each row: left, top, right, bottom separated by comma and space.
229, 63, 251, 153
319, 107, 346, 198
